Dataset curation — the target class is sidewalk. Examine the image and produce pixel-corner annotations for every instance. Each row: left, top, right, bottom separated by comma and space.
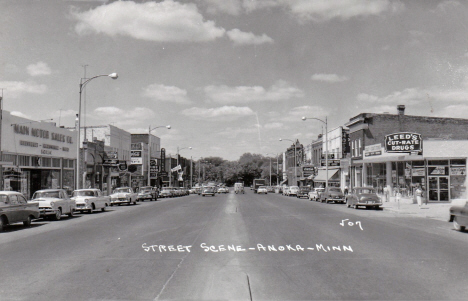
380, 195, 467, 222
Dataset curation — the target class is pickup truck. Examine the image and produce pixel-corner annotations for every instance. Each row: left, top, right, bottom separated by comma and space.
0, 191, 40, 231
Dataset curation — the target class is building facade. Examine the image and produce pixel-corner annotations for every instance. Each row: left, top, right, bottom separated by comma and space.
345, 105, 468, 202
1, 111, 77, 198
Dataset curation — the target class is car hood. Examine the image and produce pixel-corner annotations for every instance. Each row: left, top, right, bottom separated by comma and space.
30, 197, 62, 205
110, 193, 131, 198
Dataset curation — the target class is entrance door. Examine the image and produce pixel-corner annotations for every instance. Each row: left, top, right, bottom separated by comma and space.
428, 176, 450, 201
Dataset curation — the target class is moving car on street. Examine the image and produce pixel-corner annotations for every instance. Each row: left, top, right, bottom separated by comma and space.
449, 200, 468, 232
257, 186, 268, 194
0, 191, 40, 231
30, 189, 76, 220
201, 186, 216, 197
234, 183, 244, 194
72, 189, 110, 213
109, 187, 137, 206
320, 187, 345, 204
346, 187, 382, 210
308, 188, 324, 201
296, 186, 311, 199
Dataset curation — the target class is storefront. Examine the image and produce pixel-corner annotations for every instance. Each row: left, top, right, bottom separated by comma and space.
313, 168, 341, 188
354, 138, 468, 202
1, 111, 77, 198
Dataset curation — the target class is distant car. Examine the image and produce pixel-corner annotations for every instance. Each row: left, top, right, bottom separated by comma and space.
257, 186, 268, 194
0, 191, 40, 231
282, 186, 290, 196
217, 187, 229, 194
288, 186, 299, 197
71, 189, 110, 213
320, 187, 345, 204
296, 187, 311, 199
30, 189, 76, 220
308, 188, 325, 201
159, 187, 174, 198
202, 186, 216, 197
109, 187, 137, 206
136, 186, 157, 202
449, 200, 468, 232
346, 187, 382, 209
234, 183, 244, 194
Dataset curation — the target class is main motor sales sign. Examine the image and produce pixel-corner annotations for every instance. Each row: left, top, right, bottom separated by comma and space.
385, 132, 422, 153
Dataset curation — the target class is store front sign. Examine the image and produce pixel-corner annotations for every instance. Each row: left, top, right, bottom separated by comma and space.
131, 158, 143, 165
412, 168, 425, 177
385, 132, 422, 153
451, 167, 466, 175
364, 143, 382, 157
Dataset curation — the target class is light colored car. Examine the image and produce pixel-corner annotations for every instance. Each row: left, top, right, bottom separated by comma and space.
201, 186, 216, 197
30, 189, 76, 220
0, 191, 40, 231
282, 186, 290, 196
137, 186, 157, 202
308, 188, 325, 201
109, 187, 137, 206
217, 187, 229, 194
257, 186, 268, 194
449, 200, 468, 232
71, 189, 110, 214
288, 186, 299, 197
159, 187, 174, 198
346, 187, 382, 210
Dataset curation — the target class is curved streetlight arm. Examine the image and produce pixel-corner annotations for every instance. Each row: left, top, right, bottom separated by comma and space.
80, 73, 118, 92
302, 116, 326, 125
150, 125, 171, 132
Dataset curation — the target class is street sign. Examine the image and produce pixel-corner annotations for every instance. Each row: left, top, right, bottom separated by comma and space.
150, 159, 157, 166
106, 151, 118, 159
103, 159, 118, 166
131, 150, 142, 157
159, 171, 168, 177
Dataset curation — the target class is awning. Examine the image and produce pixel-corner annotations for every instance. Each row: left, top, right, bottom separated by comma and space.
313, 169, 340, 182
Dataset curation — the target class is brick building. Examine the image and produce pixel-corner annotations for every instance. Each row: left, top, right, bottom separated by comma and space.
345, 105, 468, 202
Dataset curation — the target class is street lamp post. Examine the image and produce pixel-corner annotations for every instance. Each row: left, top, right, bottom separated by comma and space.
147, 125, 171, 186
279, 139, 297, 186
77, 73, 118, 190
302, 116, 328, 188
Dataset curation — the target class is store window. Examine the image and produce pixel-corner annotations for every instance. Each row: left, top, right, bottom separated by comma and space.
450, 158, 466, 199
18, 155, 30, 166
52, 158, 61, 168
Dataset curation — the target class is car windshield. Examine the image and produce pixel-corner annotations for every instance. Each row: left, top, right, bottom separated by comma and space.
290, 186, 299, 189
115, 188, 131, 193
329, 188, 341, 192
259, 186, 267, 189
140, 188, 152, 193
357, 188, 375, 194
32, 191, 60, 199
72, 190, 95, 197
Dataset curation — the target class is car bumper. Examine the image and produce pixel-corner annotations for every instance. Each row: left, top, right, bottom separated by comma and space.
110, 199, 131, 204
38, 208, 59, 217
75, 204, 92, 210
356, 201, 382, 206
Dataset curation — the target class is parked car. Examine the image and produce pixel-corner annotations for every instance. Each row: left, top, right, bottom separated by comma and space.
137, 186, 157, 201
159, 187, 174, 198
297, 187, 311, 199
282, 186, 290, 196
257, 186, 268, 194
288, 186, 300, 197
71, 189, 110, 213
0, 191, 40, 231
217, 187, 229, 194
449, 200, 468, 232
30, 189, 76, 220
308, 188, 325, 201
320, 187, 345, 204
201, 186, 216, 197
109, 187, 137, 206
346, 187, 382, 209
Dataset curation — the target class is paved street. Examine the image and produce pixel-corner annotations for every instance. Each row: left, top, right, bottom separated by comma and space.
1, 191, 468, 301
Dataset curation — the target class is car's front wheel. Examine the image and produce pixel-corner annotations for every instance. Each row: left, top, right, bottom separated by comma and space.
453, 217, 466, 232
54, 209, 62, 220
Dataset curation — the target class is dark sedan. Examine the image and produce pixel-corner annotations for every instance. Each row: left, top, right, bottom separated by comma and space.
346, 187, 382, 210
449, 201, 468, 232
0, 191, 40, 231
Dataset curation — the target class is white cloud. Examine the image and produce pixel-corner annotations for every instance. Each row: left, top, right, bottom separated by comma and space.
204, 80, 303, 104
142, 84, 191, 104
275, 105, 329, 124
72, 0, 225, 42
52, 109, 76, 118
227, 29, 274, 45
311, 73, 349, 83
27, 61, 52, 76
435, 0, 461, 12
197, 0, 242, 15
92, 106, 155, 126
182, 106, 254, 121
10, 111, 31, 119
242, 0, 403, 21
264, 122, 284, 129
0, 81, 47, 98
439, 104, 468, 119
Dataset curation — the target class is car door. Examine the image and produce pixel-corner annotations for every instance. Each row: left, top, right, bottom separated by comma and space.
59, 190, 70, 213
96, 190, 105, 209
7, 195, 22, 223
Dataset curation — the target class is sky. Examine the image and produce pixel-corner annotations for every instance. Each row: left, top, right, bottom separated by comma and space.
2, 0, 468, 161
